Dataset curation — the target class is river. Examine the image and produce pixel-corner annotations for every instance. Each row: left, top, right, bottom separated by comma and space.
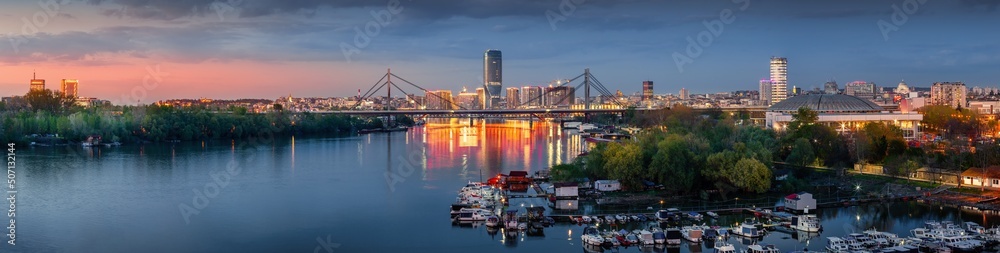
12, 120, 1000, 252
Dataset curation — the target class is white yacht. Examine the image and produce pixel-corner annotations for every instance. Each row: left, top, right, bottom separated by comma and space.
964, 222, 986, 235
581, 227, 604, 246
637, 229, 655, 245
790, 215, 822, 232
732, 223, 764, 238
456, 208, 492, 221
681, 225, 704, 243
864, 228, 899, 247
847, 233, 877, 248
826, 237, 849, 252
578, 123, 598, 131
714, 241, 736, 253
743, 244, 780, 253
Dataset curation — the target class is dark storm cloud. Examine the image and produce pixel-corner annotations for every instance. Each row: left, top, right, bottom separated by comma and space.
958, 0, 1000, 11
84, 0, 627, 20
0, 20, 346, 64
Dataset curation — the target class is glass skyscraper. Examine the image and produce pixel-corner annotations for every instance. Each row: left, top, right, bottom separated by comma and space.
484, 49, 502, 109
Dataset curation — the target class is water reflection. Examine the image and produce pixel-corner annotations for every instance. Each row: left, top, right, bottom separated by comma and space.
420, 119, 584, 177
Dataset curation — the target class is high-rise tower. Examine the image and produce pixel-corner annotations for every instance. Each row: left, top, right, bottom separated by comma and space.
61, 79, 79, 98
30, 71, 45, 92
759, 79, 772, 105
642, 81, 653, 101
483, 49, 502, 109
770, 57, 788, 104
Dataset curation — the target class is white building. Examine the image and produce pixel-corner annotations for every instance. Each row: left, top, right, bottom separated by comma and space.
765, 94, 923, 139
759, 79, 772, 105
784, 192, 817, 213
594, 180, 621, 192
770, 57, 788, 104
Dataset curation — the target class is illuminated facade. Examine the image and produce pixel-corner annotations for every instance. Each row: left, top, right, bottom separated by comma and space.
642, 81, 653, 101
61, 79, 79, 98
765, 94, 921, 139
930, 82, 967, 109
521, 86, 543, 108
679, 88, 688, 100
455, 88, 479, 109
770, 57, 788, 104
544, 86, 575, 107
475, 88, 485, 109
505, 87, 520, 109
843, 81, 877, 99
424, 90, 454, 110
30, 74, 45, 92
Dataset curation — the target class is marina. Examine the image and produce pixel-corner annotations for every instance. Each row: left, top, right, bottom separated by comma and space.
450, 172, 1000, 252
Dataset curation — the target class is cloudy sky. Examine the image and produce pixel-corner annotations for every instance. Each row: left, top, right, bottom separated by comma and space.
1, 0, 998, 103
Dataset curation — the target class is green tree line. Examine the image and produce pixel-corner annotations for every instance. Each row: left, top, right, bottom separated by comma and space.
552, 104, 951, 195
1, 90, 409, 144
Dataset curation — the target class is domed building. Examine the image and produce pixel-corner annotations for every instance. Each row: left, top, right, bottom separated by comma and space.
765, 94, 922, 139
895, 80, 911, 95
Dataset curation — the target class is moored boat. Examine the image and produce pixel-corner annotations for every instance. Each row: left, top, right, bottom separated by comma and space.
827, 237, 849, 252
790, 214, 822, 232
732, 223, 764, 238
681, 225, 703, 243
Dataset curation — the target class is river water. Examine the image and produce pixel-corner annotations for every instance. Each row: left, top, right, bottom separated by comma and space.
11, 120, 1000, 252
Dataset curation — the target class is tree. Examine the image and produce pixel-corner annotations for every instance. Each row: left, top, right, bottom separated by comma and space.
788, 107, 819, 132
584, 143, 609, 180
786, 138, 816, 166
603, 142, 644, 190
732, 158, 772, 193
550, 163, 584, 182
649, 134, 708, 193
885, 155, 920, 180
273, 103, 283, 111
25, 89, 75, 114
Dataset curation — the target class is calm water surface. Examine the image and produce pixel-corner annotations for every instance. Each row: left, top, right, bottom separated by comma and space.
14, 120, 1000, 252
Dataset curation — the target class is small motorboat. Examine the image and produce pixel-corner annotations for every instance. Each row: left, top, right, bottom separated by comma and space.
681, 225, 704, 243
626, 233, 640, 245
687, 212, 704, 220
706, 211, 719, 219
581, 227, 604, 245
616, 214, 629, 223
732, 223, 764, 238
638, 229, 655, 245
485, 216, 500, 227
582, 216, 592, 223
665, 228, 682, 245
743, 244, 780, 253
714, 240, 736, 253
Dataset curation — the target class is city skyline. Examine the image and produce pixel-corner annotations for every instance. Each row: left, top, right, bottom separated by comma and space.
2, 1, 999, 103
